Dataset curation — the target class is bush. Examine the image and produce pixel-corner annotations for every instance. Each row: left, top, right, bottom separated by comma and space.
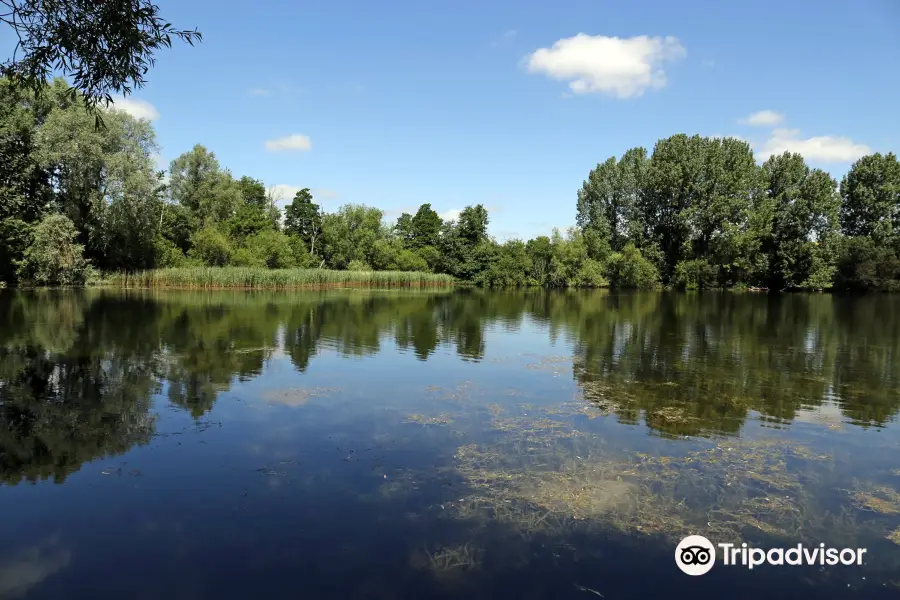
244, 230, 295, 269
0, 218, 34, 284
575, 258, 608, 287
188, 226, 232, 266
604, 244, 659, 289
834, 236, 900, 291
17, 214, 89, 285
347, 259, 372, 271
673, 259, 719, 290
154, 235, 188, 268
231, 247, 266, 268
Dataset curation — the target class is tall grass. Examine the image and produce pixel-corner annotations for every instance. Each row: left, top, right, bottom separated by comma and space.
103, 267, 455, 289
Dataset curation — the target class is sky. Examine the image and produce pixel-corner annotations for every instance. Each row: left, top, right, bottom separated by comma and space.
9, 0, 900, 240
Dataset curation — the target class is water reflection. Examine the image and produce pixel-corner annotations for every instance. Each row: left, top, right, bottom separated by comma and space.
1, 289, 900, 598
2, 290, 898, 449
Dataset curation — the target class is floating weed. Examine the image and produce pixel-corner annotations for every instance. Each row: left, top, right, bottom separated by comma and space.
888, 527, 900, 545
262, 387, 340, 407
405, 413, 455, 426
449, 409, 843, 547
648, 406, 695, 425
415, 544, 483, 574
851, 485, 900, 515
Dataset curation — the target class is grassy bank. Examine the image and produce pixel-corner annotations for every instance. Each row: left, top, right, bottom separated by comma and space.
103, 267, 455, 289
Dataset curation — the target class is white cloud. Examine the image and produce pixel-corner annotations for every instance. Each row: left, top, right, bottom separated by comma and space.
439, 209, 462, 222
524, 33, 686, 98
107, 97, 159, 121
755, 129, 871, 163
740, 110, 784, 127
264, 134, 312, 152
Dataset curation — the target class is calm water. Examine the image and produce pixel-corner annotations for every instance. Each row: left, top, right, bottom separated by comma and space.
1, 289, 899, 600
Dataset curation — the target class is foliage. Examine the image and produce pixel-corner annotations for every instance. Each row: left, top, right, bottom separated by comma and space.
320, 204, 384, 269
168, 145, 241, 224
409, 203, 443, 248
17, 213, 89, 285
604, 244, 659, 289
834, 237, 900, 291
243, 230, 295, 269
187, 225, 232, 267
1, 0, 201, 111
840, 152, 900, 244
283, 188, 322, 254
673, 259, 719, 290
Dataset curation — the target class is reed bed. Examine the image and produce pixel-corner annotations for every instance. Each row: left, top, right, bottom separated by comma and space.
103, 267, 456, 289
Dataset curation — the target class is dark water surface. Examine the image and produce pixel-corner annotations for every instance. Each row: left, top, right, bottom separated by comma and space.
1, 289, 899, 600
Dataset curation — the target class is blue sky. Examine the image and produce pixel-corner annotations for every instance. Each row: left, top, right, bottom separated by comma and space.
10, 0, 900, 240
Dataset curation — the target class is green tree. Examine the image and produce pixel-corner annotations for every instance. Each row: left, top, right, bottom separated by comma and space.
236, 176, 267, 209
604, 243, 659, 289
575, 148, 648, 256
243, 230, 295, 269
840, 152, 900, 245
410, 203, 442, 248
168, 145, 241, 224
36, 92, 162, 270
320, 204, 384, 269
639, 135, 763, 284
394, 213, 415, 246
525, 236, 553, 285
1, 0, 201, 110
456, 204, 489, 246
763, 153, 840, 289
283, 188, 323, 255
476, 239, 532, 287
187, 225, 232, 266
17, 213, 89, 285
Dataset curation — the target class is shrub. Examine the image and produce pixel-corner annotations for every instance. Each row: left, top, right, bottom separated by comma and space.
188, 226, 232, 266
347, 260, 371, 271
604, 243, 659, 289
244, 230, 295, 269
154, 235, 188, 268
17, 214, 89, 285
673, 259, 719, 290
575, 258, 608, 287
231, 247, 265, 268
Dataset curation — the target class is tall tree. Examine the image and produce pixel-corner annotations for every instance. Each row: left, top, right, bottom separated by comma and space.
764, 152, 840, 288
168, 144, 240, 224
283, 188, 323, 256
410, 203, 443, 248
35, 85, 162, 270
1, 0, 201, 111
394, 213, 414, 246
236, 176, 267, 209
840, 152, 900, 245
0, 77, 54, 282
456, 204, 489, 246
320, 204, 384, 269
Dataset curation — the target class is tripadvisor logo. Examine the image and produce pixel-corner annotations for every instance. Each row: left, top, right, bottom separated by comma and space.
675, 535, 867, 576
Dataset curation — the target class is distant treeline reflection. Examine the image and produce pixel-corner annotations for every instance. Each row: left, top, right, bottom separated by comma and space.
1, 289, 898, 484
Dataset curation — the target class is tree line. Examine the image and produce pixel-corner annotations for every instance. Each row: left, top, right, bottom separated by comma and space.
2, 77, 899, 290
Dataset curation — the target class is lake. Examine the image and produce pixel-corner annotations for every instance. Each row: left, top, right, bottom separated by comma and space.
0, 288, 899, 599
